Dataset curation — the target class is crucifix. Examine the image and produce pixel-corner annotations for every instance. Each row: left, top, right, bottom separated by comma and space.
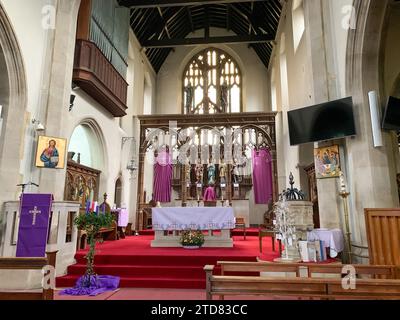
29, 206, 41, 226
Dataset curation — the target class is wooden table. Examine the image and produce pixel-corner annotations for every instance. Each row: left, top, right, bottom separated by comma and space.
259, 229, 282, 254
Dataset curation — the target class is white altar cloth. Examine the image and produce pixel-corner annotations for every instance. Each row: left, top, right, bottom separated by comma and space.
152, 207, 235, 231
307, 229, 344, 258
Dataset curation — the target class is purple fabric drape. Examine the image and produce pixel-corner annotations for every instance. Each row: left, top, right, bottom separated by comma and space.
59, 275, 120, 296
252, 149, 273, 204
153, 150, 173, 202
203, 186, 216, 201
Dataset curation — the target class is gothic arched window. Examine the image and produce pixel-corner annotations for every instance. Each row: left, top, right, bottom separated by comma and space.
183, 48, 242, 114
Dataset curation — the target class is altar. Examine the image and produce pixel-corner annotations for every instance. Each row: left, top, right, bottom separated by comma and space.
151, 207, 236, 248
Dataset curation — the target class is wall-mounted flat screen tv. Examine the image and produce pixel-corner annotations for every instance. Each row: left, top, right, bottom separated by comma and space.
288, 97, 356, 146
382, 96, 400, 131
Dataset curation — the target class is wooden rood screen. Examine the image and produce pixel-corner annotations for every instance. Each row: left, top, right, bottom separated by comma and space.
365, 209, 400, 265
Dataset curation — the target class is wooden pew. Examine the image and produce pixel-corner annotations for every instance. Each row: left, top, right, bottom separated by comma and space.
204, 261, 400, 300
0, 251, 57, 300
218, 261, 399, 279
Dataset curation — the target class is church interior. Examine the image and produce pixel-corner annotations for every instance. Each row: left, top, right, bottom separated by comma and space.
1, 0, 400, 301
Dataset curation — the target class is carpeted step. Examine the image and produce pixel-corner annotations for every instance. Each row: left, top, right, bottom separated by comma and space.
66, 264, 208, 278
74, 253, 257, 266
56, 275, 206, 290
57, 234, 281, 289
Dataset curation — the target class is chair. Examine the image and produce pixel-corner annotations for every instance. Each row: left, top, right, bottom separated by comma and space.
258, 204, 282, 253
235, 217, 246, 240
259, 227, 282, 253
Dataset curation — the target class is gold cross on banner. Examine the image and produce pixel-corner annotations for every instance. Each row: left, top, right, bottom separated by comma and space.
29, 206, 41, 226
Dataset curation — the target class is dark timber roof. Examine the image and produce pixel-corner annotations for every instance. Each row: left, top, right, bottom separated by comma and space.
118, 0, 282, 73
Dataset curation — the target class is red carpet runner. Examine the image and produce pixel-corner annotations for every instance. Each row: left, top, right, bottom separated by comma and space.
56, 233, 280, 289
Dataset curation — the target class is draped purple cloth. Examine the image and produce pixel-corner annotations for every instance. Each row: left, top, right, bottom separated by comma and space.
203, 186, 216, 201
59, 275, 120, 296
153, 150, 173, 202
252, 149, 273, 204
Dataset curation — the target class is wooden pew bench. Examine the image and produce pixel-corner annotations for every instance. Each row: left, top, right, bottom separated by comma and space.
218, 261, 399, 279
204, 262, 400, 300
0, 252, 57, 300
97, 223, 118, 241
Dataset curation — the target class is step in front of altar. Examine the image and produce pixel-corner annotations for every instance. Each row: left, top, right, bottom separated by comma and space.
151, 230, 233, 248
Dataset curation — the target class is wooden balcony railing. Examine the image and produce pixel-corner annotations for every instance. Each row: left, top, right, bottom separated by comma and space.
73, 39, 128, 117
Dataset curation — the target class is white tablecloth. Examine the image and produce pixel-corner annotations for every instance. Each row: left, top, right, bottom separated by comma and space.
152, 207, 235, 231
117, 209, 129, 227
307, 229, 345, 258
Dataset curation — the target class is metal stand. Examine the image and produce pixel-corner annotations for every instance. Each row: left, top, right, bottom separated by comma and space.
339, 191, 352, 264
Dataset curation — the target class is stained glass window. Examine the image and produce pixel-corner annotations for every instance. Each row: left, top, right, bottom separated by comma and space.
183, 48, 242, 114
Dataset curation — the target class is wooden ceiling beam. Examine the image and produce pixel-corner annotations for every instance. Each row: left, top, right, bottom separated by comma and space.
119, 0, 267, 8
142, 34, 274, 48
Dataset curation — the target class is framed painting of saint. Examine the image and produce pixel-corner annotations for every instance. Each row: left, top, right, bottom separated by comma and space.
35, 135, 67, 169
314, 145, 341, 179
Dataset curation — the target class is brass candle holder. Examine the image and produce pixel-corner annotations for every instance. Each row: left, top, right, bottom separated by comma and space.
339, 171, 352, 264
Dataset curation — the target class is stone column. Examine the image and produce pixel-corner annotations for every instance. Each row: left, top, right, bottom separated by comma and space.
344, 0, 399, 253
39, 0, 81, 200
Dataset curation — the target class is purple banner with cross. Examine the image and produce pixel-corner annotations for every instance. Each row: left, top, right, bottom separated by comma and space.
16, 194, 53, 258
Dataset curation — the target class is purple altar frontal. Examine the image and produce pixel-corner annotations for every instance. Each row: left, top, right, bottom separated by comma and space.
16, 193, 53, 258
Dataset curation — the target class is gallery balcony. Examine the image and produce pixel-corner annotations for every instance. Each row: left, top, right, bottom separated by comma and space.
73, 39, 128, 117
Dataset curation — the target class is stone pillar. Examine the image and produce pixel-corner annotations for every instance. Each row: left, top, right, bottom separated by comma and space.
345, 0, 399, 256
39, 0, 81, 200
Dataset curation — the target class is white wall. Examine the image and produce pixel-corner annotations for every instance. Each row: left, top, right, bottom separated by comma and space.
156, 28, 269, 114
0, 0, 56, 192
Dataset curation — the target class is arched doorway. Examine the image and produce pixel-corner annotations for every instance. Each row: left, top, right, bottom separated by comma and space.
114, 176, 123, 208
0, 4, 27, 204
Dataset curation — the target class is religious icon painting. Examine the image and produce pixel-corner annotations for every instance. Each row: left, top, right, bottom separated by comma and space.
314, 145, 341, 179
35, 135, 67, 169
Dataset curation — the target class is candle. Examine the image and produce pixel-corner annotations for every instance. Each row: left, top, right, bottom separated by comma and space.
340, 171, 346, 193
85, 200, 90, 214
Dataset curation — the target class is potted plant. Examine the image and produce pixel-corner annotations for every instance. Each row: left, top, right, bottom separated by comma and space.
180, 230, 205, 249
74, 210, 114, 286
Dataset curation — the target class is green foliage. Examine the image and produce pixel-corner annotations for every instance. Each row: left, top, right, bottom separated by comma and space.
74, 212, 115, 278
180, 230, 205, 247
74, 212, 114, 234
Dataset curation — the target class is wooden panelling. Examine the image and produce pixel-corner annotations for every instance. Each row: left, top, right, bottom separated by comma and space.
73, 40, 128, 117
365, 209, 400, 266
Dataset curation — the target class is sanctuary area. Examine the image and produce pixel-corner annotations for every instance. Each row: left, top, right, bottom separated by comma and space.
0, 0, 400, 301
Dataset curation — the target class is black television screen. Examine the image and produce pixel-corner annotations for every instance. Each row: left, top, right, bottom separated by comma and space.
382, 96, 400, 131
288, 97, 356, 146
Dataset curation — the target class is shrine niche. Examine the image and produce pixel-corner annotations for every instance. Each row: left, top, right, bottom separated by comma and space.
136, 113, 278, 230
64, 160, 101, 210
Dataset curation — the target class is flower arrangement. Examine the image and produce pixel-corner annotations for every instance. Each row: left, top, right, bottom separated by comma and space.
180, 230, 205, 248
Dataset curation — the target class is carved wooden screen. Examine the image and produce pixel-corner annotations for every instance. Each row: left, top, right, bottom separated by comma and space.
64, 160, 101, 210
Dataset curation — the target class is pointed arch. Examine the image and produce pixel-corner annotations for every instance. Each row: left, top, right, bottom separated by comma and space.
182, 47, 243, 114
0, 3, 27, 202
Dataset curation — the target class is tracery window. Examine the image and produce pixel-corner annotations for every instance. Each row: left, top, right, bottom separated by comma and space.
183, 48, 242, 114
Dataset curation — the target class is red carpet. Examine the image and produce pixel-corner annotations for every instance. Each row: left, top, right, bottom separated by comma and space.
56, 235, 280, 289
